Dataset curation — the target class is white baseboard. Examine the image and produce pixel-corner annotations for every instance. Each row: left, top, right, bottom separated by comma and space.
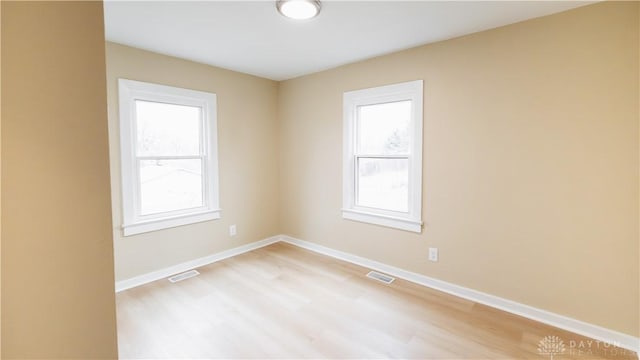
280, 235, 639, 354
114, 235, 280, 292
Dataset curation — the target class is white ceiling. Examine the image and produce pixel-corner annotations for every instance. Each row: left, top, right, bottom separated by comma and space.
104, 1, 593, 81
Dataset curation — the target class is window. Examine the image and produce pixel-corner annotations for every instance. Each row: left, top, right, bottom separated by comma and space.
342, 80, 423, 232
118, 79, 220, 236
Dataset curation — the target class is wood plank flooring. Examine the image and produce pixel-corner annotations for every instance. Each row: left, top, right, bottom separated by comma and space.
116, 242, 637, 359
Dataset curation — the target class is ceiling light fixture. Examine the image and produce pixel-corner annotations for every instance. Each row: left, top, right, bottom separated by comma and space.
276, 0, 321, 20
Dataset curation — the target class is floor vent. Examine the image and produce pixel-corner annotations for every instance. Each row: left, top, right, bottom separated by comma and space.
366, 271, 395, 284
168, 270, 200, 283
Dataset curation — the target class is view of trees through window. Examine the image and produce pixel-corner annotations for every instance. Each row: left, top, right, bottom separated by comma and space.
356, 100, 411, 212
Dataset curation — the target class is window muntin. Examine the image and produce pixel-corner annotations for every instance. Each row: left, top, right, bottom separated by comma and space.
343, 80, 423, 232
118, 79, 220, 236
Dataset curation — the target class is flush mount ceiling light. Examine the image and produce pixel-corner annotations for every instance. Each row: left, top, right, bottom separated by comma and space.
276, 0, 321, 20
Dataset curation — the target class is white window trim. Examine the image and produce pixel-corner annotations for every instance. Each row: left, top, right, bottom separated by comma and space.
342, 80, 423, 233
118, 79, 221, 236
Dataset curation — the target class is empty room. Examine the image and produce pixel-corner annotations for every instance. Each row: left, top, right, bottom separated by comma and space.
1, 0, 638, 359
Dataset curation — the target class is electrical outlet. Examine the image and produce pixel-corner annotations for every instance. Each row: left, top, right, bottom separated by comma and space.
428, 247, 438, 262
229, 225, 237, 237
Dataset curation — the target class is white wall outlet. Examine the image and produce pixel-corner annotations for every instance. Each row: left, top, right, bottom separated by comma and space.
428, 247, 438, 262
229, 225, 237, 237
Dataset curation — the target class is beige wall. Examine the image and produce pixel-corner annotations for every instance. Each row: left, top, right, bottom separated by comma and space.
0, 1, 3, 355
1, 2, 118, 358
278, 1, 639, 337
106, 43, 280, 282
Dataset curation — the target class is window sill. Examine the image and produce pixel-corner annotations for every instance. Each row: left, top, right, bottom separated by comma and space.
123, 209, 221, 236
342, 208, 422, 233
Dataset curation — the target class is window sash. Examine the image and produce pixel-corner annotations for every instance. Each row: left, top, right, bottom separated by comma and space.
133, 99, 205, 158
352, 108, 415, 217
355, 100, 412, 156
131, 103, 208, 220
134, 156, 207, 221
354, 155, 410, 213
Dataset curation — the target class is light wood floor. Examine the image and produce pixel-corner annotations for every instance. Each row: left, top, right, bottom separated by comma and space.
116, 242, 636, 359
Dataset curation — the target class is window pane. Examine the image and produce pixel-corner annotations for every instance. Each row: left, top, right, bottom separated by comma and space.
357, 100, 411, 155
136, 100, 201, 156
357, 158, 408, 212
139, 159, 203, 215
